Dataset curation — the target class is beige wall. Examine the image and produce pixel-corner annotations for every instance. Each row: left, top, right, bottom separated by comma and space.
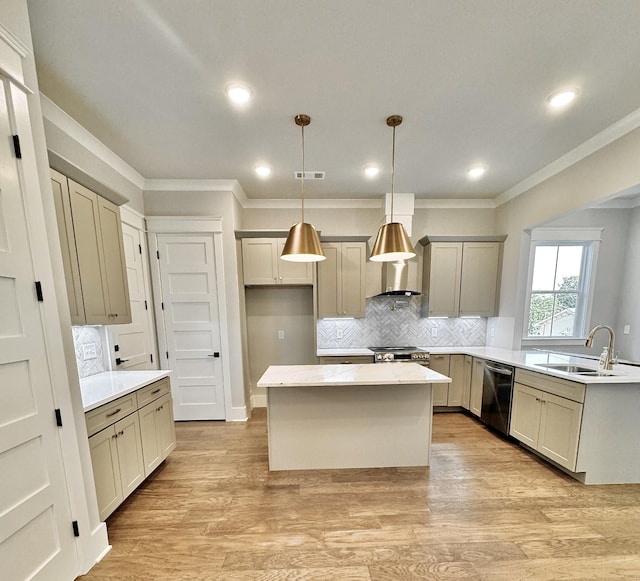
617, 206, 640, 361
495, 126, 640, 348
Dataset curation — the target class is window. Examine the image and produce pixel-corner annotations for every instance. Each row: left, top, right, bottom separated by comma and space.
524, 228, 601, 340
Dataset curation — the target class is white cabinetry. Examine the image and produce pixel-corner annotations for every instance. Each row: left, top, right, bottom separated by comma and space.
469, 357, 485, 417
51, 170, 131, 324
420, 237, 505, 317
242, 238, 313, 285
510, 370, 583, 471
317, 242, 366, 318
448, 354, 466, 406
429, 354, 450, 406
461, 355, 472, 409
86, 378, 175, 520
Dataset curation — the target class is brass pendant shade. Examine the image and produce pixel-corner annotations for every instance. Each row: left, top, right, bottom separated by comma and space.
369, 221, 415, 262
281, 114, 325, 263
369, 115, 416, 262
281, 222, 325, 262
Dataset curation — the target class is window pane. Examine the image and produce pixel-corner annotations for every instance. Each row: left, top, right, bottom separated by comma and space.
550, 302, 576, 336
555, 246, 583, 290
528, 293, 554, 336
531, 246, 558, 291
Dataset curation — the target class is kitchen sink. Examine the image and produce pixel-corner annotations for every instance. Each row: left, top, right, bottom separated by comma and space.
535, 363, 615, 376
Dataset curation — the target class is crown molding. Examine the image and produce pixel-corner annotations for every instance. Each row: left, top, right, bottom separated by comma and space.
40, 94, 146, 190
496, 106, 640, 207
0, 22, 30, 58
242, 198, 383, 209
414, 198, 496, 209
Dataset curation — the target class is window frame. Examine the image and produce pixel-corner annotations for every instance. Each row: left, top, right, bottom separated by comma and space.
522, 227, 602, 344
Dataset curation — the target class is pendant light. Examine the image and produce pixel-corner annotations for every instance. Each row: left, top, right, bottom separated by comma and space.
370, 115, 416, 262
281, 114, 326, 262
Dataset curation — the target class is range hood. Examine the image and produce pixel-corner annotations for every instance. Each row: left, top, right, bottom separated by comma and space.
377, 260, 421, 296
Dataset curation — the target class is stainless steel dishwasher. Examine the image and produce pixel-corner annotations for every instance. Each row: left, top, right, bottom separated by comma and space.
480, 360, 515, 435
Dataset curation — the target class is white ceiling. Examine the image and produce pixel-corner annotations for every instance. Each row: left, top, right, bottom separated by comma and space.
26, 0, 640, 201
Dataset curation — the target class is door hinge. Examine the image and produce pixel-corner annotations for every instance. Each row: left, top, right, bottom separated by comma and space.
150, 353, 153, 363
144, 300, 148, 310
156, 250, 160, 259
35, 281, 44, 302
12, 135, 22, 159
139, 243, 142, 255
161, 302, 164, 310
72, 520, 80, 537
114, 344, 120, 352
55, 408, 63, 427
166, 351, 169, 359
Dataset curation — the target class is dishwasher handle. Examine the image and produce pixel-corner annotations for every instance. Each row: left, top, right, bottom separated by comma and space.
485, 364, 513, 376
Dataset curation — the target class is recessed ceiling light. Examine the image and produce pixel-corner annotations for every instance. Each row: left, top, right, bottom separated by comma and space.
254, 165, 271, 178
547, 88, 578, 108
363, 164, 380, 178
225, 83, 253, 104
466, 165, 487, 179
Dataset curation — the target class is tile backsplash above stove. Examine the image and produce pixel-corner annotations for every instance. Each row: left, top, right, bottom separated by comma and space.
317, 295, 486, 349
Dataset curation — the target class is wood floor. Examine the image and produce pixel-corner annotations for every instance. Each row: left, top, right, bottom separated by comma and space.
80, 409, 640, 580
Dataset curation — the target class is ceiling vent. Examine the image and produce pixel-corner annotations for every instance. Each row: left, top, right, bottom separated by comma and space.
295, 171, 325, 180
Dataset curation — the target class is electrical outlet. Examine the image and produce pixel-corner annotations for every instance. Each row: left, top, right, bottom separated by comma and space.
431, 328, 438, 338
624, 325, 631, 335
82, 343, 97, 360
490, 327, 495, 337
336, 329, 344, 339
278, 330, 285, 340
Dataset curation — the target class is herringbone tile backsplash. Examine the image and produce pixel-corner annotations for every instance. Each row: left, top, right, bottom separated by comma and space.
317, 295, 487, 348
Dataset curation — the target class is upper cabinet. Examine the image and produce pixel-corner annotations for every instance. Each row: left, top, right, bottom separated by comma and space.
317, 242, 366, 318
241, 238, 313, 285
420, 236, 506, 317
51, 169, 131, 325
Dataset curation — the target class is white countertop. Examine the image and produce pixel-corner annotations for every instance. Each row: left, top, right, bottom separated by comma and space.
257, 363, 451, 388
317, 348, 374, 357
80, 370, 172, 412
317, 346, 640, 384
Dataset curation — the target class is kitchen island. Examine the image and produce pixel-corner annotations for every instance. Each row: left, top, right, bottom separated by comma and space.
257, 363, 450, 470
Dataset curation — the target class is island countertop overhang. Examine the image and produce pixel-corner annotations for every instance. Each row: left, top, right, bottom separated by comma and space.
257, 363, 451, 388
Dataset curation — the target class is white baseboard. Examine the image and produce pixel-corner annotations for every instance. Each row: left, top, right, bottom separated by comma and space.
226, 405, 248, 421
78, 522, 110, 574
251, 394, 267, 408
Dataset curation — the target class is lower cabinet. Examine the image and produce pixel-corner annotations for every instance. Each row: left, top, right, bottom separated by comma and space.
139, 393, 177, 476
87, 378, 176, 520
469, 357, 484, 417
461, 355, 472, 410
448, 354, 468, 407
510, 378, 583, 471
88, 413, 144, 521
429, 354, 450, 406
318, 355, 374, 364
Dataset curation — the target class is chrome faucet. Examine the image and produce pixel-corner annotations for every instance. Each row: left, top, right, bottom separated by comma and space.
585, 324, 616, 370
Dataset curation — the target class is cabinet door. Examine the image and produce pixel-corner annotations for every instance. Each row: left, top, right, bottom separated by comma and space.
469, 358, 484, 417
538, 392, 582, 470
98, 197, 132, 323
277, 239, 314, 284
509, 383, 541, 448
461, 355, 472, 410
114, 413, 145, 499
425, 243, 462, 317
88, 427, 123, 521
50, 169, 85, 324
242, 239, 278, 284
341, 243, 366, 317
459, 242, 501, 317
448, 354, 465, 406
138, 400, 163, 476
429, 354, 450, 406
156, 393, 177, 459
68, 179, 111, 324
317, 243, 341, 317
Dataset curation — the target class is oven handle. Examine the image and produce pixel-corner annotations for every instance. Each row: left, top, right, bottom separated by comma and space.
485, 364, 513, 376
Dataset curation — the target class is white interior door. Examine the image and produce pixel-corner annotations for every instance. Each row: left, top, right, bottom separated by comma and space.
109, 222, 157, 370
0, 77, 77, 580
155, 233, 226, 420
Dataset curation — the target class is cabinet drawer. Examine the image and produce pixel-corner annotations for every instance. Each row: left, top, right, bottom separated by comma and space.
86, 393, 137, 437
136, 378, 171, 408
318, 356, 374, 364
515, 369, 585, 403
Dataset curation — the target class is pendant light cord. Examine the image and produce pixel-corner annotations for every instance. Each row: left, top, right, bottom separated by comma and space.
301, 123, 305, 224
390, 124, 395, 222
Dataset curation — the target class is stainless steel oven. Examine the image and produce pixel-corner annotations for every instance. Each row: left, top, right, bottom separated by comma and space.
480, 360, 515, 435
